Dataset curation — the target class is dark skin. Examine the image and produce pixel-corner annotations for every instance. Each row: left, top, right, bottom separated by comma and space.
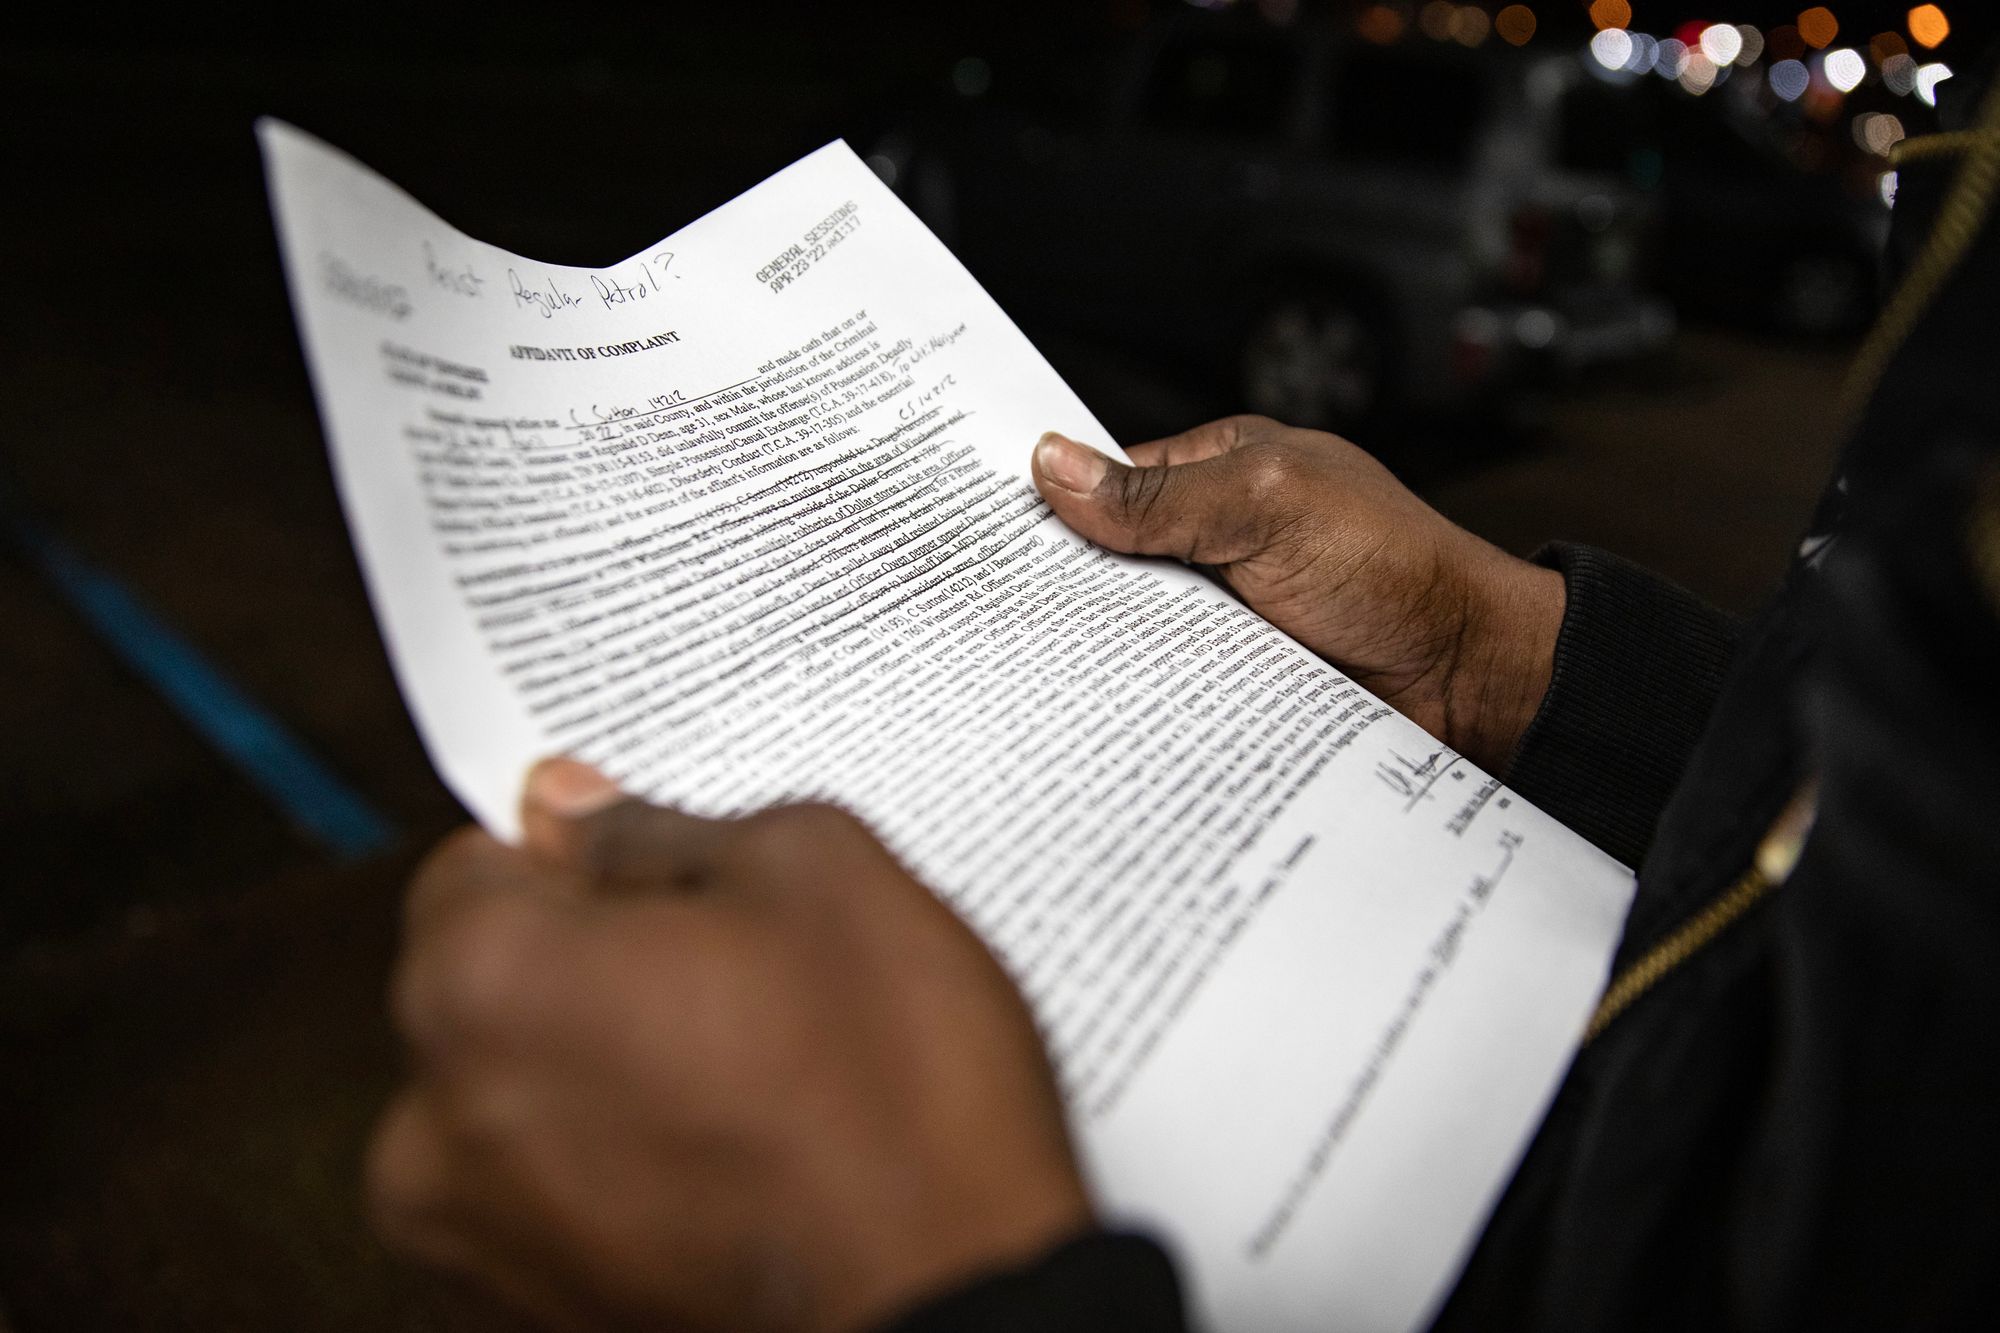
371, 769, 1090, 1332
1030, 418, 1563, 774
371, 418, 1568, 1329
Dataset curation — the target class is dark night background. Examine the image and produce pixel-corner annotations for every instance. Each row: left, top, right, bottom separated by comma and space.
2, 3, 1989, 1327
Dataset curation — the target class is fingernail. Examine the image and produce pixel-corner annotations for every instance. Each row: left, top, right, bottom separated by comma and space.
523, 757, 623, 819
1035, 432, 1108, 494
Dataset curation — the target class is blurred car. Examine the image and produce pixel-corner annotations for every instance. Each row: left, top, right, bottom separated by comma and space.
869, 14, 1674, 432
1558, 70, 1892, 339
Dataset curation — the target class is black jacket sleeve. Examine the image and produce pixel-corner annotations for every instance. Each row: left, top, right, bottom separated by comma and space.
1504, 542, 1740, 868
876, 1231, 1188, 1333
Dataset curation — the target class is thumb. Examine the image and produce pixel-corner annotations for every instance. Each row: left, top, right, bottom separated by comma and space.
1031, 431, 1273, 565
518, 757, 729, 890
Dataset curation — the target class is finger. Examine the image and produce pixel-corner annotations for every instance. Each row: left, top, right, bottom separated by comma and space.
367, 1094, 605, 1331
522, 758, 734, 891
392, 882, 577, 1059
517, 757, 626, 864
732, 800, 896, 901
1122, 414, 1268, 469
1030, 430, 1285, 566
406, 826, 582, 938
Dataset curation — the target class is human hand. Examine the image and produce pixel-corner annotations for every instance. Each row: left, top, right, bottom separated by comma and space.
1031, 417, 1564, 772
369, 759, 1092, 1332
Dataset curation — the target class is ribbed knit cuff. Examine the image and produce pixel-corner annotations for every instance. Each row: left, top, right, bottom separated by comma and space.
876, 1231, 1187, 1333
1505, 544, 1739, 869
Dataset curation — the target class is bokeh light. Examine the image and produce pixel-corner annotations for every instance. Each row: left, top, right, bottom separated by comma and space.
1870, 31, 1909, 64
1769, 58, 1811, 100
1733, 25, 1765, 66
1916, 61, 1954, 106
1767, 25, 1807, 62
1907, 5, 1950, 50
1700, 24, 1744, 66
1879, 170, 1900, 208
1591, 26, 1634, 72
1589, 0, 1632, 31
1495, 4, 1536, 46
951, 55, 992, 98
1680, 52, 1719, 95
1882, 52, 1918, 95
1798, 7, 1840, 49
1451, 4, 1491, 46
1419, 0, 1455, 42
1625, 32, 1661, 74
1853, 111, 1907, 155
1356, 4, 1409, 44
1656, 37, 1691, 80
1515, 309, 1559, 350
1823, 47, 1867, 93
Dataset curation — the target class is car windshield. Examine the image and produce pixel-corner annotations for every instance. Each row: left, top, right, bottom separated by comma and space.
1139, 35, 1300, 141
1323, 50, 1488, 169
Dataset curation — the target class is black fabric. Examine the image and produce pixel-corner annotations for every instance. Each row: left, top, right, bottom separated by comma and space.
877, 1231, 1187, 1333
1435, 460, 2000, 1333
1436, 49, 2000, 1332
1504, 544, 1741, 869
879, 49, 2000, 1333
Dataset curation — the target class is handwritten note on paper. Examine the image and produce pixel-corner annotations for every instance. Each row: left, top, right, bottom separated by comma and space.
260, 119, 1634, 1331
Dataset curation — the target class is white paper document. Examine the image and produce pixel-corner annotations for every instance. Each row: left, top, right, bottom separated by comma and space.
260, 119, 1634, 1331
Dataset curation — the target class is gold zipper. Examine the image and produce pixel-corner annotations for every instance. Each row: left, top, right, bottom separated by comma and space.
1840, 84, 2000, 420
1584, 782, 1817, 1044
1588, 79, 2000, 1045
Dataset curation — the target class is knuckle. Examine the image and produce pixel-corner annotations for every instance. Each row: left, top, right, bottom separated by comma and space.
738, 801, 871, 875
562, 802, 625, 873
770, 799, 864, 844
572, 799, 717, 888
412, 897, 552, 1034
1242, 444, 1305, 502
424, 824, 496, 871
1229, 413, 1281, 443
1114, 463, 1174, 534
407, 827, 501, 917
553, 796, 651, 872
434, 1069, 534, 1152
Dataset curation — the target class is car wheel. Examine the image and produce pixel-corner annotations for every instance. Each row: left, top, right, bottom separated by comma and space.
1238, 292, 1390, 431
1774, 252, 1871, 337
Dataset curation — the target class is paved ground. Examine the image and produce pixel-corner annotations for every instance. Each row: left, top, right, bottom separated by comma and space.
0, 32, 1856, 1332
